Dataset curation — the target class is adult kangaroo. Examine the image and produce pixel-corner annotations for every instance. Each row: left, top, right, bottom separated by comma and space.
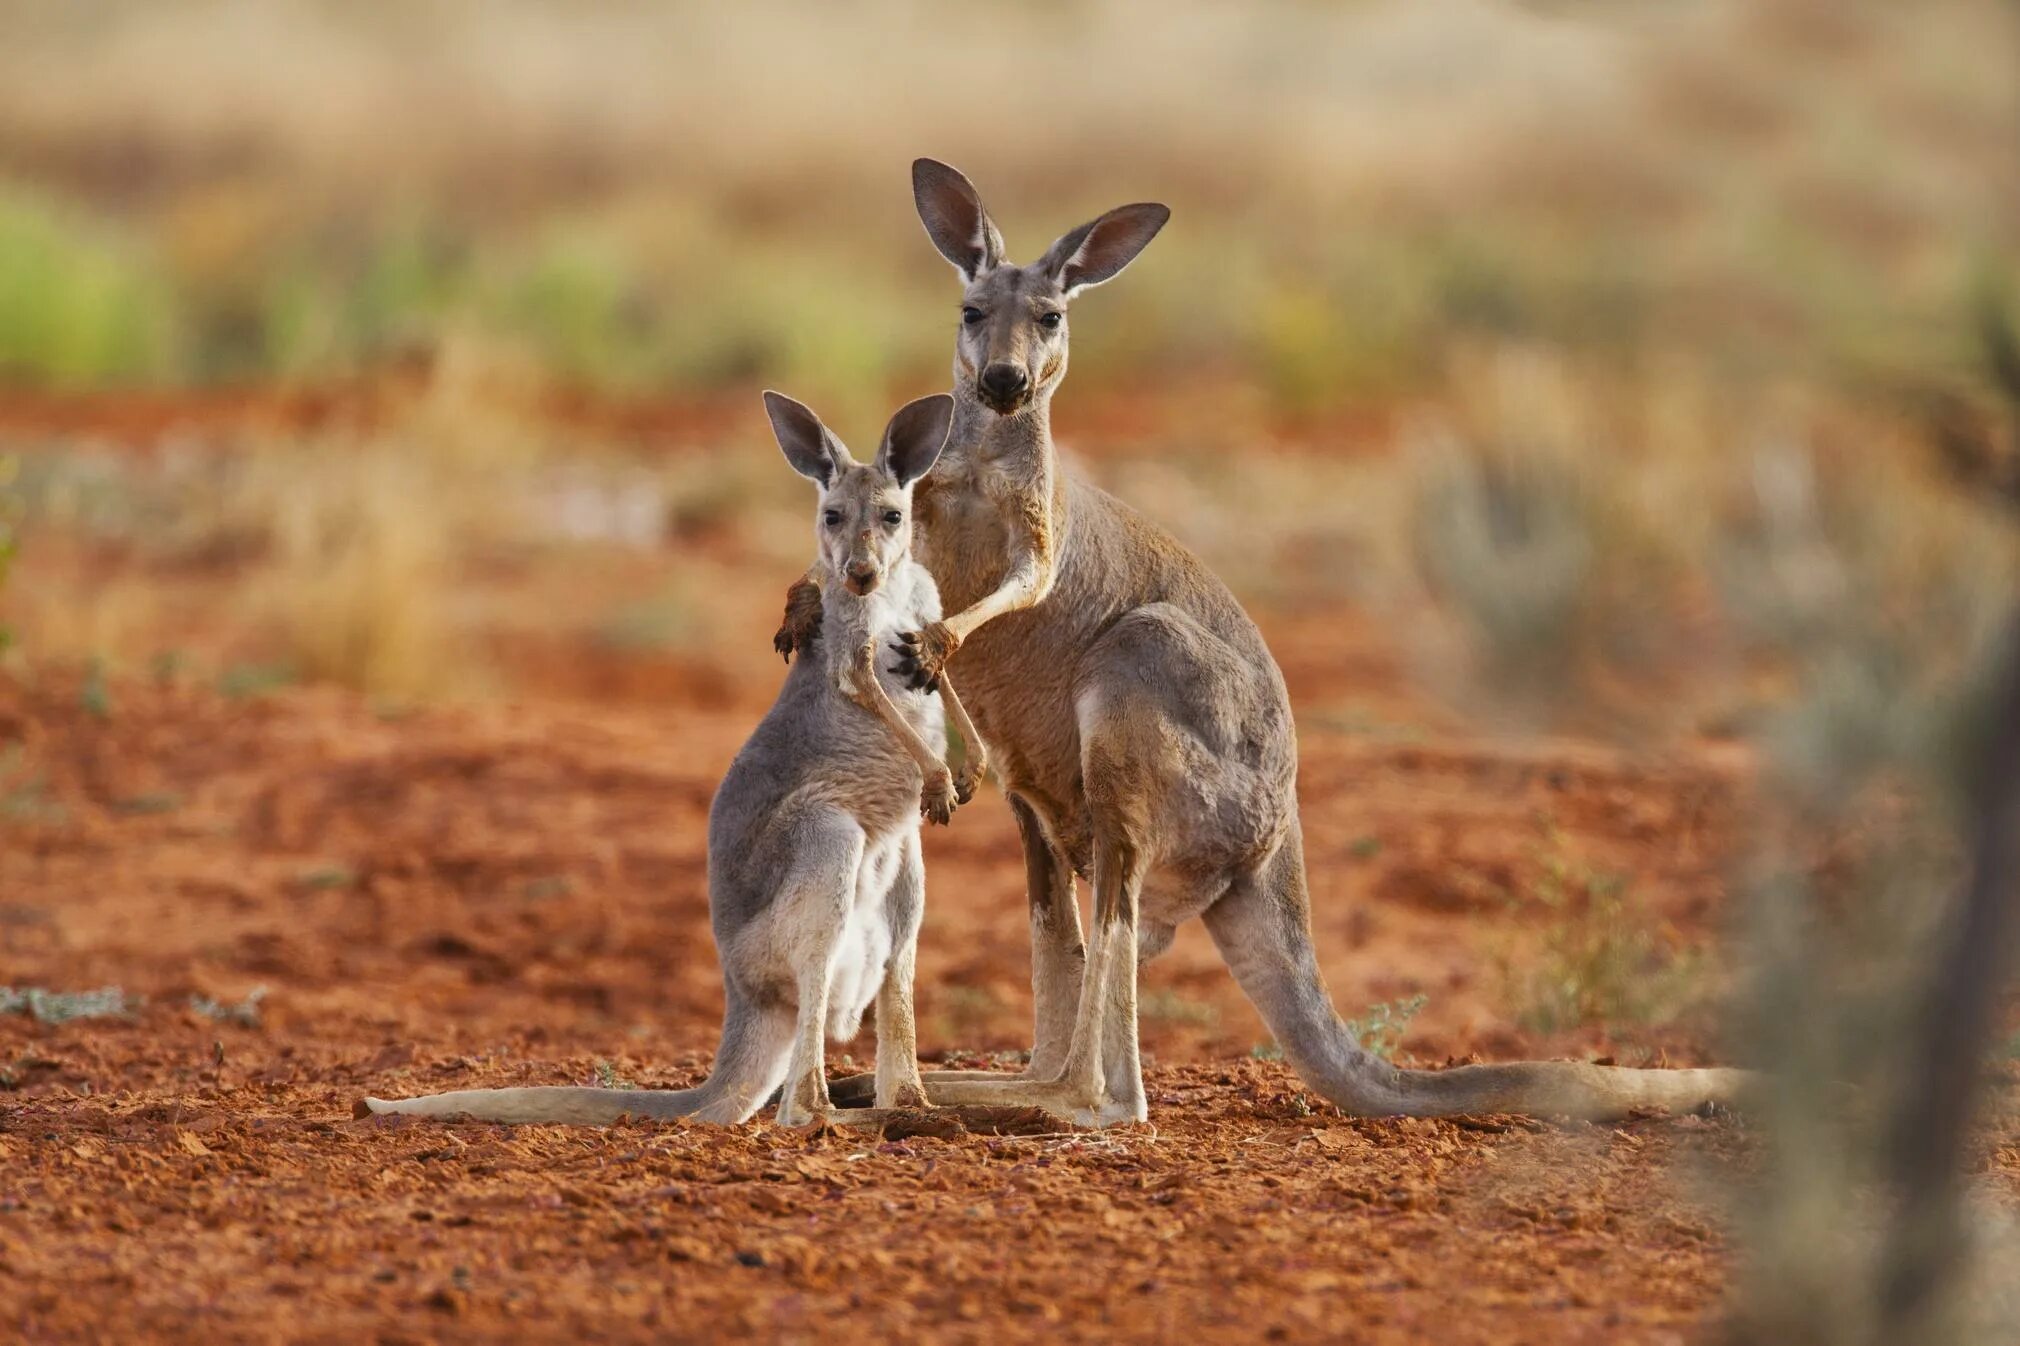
782, 159, 1745, 1127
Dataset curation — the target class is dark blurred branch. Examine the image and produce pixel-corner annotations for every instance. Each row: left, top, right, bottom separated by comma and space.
1879, 612, 2020, 1334
1924, 287, 2020, 515
1980, 284, 2020, 412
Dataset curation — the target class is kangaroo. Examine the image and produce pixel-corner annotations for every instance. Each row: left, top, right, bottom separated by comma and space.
780, 159, 1747, 1126
363, 391, 989, 1127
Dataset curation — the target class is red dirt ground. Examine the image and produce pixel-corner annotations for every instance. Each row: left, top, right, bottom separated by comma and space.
3, 388, 2017, 1343
0, 665, 1885, 1346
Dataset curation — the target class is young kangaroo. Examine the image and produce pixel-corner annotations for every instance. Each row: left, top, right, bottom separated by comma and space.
782, 160, 1747, 1126
364, 391, 987, 1127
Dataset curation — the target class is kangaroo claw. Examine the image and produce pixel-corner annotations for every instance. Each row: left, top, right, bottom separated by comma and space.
897, 622, 960, 691
920, 773, 958, 826
775, 578, 824, 663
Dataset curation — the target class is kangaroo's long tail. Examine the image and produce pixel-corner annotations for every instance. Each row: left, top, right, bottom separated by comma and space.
1202, 820, 1749, 1121
359, 992, 794, 1125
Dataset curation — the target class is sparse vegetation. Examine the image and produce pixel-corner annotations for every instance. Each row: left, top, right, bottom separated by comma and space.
1342, 995, 1428, 1062
1502, 831, 1704, 1036
0, 745, 62, 823
1, 985, 135, 1024
2, 2, 2017, 1338
592, 1059, 636, 1090
190, 986, 267, 1028
1138, 989, 1218, 1028
0, 2, 2005, 412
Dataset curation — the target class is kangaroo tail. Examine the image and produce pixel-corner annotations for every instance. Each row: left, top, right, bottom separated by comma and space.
1202, 822, 1749, 1121
359, 993, 794, 1126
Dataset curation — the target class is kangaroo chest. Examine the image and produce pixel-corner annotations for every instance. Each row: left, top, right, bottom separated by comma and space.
821, 570, 948, 751
916, 459, 1022, 614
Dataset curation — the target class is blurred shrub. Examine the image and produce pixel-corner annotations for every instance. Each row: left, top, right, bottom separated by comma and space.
0, 191, 176, 387
1505, 828, 1706, 1036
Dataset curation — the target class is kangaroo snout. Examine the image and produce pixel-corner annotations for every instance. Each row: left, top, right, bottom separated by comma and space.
845, 562, 881, 595
978, 362, 1031, 413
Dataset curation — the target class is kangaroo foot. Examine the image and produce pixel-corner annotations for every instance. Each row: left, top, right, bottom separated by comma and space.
827, 1067, 1035, 1110
921, 1074, 1142, 1129
814, 1104, 1061, 1139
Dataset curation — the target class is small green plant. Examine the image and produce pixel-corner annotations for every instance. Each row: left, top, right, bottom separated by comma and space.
113, 792, 181, 816
1250, 1041, 1286, 1062
1507, 827, 1702, 1034
0, 453, 19, 656
148, 650, 186, 686
295, 864, 358, 891
592, 1059, 635, 1089
79, 658, 112, 720
593, 585, 701, 653
218, 662, 298, 699
0, 744, 64, 824
1343, 994, 1428, 1060
0, 985, 135, 1023
1139, 988, 1219, 1027
190, 986, 267, 1027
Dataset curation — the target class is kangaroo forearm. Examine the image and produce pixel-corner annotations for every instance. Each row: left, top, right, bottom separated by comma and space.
849, 651, 949, 775
944, 556, 1053, 643
937, 672, 987, 771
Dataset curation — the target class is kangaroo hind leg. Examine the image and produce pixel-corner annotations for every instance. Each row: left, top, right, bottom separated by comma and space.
871, 829, 930, 1109
764, 811, 864, 1127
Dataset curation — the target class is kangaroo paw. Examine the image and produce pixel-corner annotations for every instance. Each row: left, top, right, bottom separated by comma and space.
774, 578, 824, 662
892, 622, 960, 691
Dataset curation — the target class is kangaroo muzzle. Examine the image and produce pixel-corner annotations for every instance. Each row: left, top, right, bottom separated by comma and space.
978, 361, 1031, 414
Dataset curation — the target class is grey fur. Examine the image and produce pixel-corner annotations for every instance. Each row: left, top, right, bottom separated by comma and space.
361, 393, 988, 1126
810, 159, 1747, 1125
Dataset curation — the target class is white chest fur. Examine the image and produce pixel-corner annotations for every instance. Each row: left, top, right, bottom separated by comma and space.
822, 560, 947, 745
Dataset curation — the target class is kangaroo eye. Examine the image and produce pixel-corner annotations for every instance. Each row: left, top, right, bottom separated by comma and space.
823, 509, 842, 527
882, 510, 903, 526
961, 306, 984, 326
1038, 311, 1063, 330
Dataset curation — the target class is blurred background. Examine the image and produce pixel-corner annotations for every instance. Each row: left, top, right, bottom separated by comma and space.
2, 0, 2015, 718
2, 2, 2018, 1337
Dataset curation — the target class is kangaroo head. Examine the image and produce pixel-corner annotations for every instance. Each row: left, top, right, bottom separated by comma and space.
912, 158, 1169, 417
764, 390, 954, 597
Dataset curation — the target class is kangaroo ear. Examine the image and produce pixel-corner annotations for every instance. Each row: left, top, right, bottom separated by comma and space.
1040, 202, 1170, 298
763, 390, 850, 487
876, 393, 954, 488
913, 158, 1005, 284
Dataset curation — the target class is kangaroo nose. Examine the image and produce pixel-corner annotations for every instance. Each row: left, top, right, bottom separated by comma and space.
979, 363, 1029, 403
